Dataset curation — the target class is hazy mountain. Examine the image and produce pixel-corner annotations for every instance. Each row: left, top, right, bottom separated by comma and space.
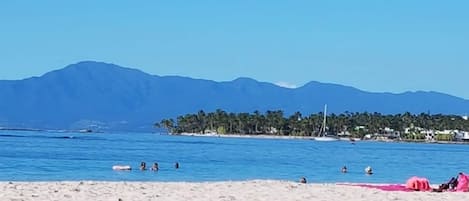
1, 61, 468, 131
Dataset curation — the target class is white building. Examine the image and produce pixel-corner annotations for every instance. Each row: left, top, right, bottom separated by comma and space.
423, 130, 435, 141
382, 127, 400, 138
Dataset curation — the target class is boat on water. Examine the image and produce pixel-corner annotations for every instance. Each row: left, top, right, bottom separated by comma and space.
313, 104, 339, 142
314, 136, 339, 141
339, 137, 361, 141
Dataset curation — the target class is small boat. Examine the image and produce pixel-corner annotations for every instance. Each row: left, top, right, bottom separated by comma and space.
313, 104, 338, 142
79, 129, 93, 133
314, 136, 339, 141
112, 165, 132, 171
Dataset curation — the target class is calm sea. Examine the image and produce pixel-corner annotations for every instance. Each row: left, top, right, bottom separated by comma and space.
0, 130, 468, 184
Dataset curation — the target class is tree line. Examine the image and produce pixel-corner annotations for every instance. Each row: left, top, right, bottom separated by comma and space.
155, 109, 469, 139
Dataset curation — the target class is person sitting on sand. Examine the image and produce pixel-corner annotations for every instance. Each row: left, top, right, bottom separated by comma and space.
299, 177, 307, 184
435, 172, 468, 192
175, 162, 180, 169
151, 162, 159, 171
341, 166, 347, 173
365, 166, 373, 175
434, 177, 458, 192
448, 176, 458, 190
140, 162, 147, 171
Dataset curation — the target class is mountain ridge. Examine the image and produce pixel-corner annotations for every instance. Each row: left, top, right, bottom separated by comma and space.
0, 61, 467, 131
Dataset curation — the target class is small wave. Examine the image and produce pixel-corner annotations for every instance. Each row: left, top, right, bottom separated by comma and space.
159, 140, 221, 145
0, 134, 26, 138
0, 134, 104, 141
50, 136, 75, 139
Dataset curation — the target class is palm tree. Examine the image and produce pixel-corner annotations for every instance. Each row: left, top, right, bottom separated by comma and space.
157, 118, 175, 133
197, 110, 206, 134
160, 110, 469, 139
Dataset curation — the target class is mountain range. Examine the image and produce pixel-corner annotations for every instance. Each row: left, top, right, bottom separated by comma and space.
1, 61, 468, 131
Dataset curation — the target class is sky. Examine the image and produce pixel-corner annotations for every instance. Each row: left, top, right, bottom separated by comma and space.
1, 0, 468, 99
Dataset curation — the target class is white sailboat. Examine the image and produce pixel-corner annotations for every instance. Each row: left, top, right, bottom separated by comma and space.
313, 104, 339, 141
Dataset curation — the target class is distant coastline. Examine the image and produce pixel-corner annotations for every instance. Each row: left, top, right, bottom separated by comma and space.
0, 127, 96, 134
0, 127, 44, 132
157, 110, 469, 144
2, 126, 468, 145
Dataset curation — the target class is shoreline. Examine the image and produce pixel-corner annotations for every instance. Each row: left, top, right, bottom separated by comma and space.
1, 180, 467, 201
175, 133, 469, 144
177, 132, 316, 140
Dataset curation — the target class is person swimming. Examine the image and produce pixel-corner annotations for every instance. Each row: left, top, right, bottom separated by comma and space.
365, 166, 373, 175
175, 162, 180, 169
341, 166, 348, 173
151, 162, 159, 171
140, 162, 147, 171
299, 177, 307, 184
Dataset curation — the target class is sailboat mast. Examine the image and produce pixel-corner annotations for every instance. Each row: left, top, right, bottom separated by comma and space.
322, 104, 327, 134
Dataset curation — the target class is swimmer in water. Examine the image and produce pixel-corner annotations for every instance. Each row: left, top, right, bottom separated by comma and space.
140, 162, 147, 171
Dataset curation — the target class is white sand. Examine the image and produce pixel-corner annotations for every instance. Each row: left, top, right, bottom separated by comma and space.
1, 180, 468, 201
178, 133, 316, 140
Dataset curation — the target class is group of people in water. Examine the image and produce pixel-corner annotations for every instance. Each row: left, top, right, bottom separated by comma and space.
112, 162, 180, 171
339, 165, 373, 174
139, 161, 179, 171
300, 165, 373, 183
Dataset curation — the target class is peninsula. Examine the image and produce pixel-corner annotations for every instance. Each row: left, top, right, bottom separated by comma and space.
157, 110, 469, 142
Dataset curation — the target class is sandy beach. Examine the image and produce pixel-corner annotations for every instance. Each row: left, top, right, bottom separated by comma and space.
1, 180, 468, 201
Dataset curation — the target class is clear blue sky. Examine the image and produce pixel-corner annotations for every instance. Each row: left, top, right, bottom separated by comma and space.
1, 0, 468, 99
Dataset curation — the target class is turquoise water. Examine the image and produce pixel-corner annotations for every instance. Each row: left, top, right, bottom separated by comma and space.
0, 131, 468, 184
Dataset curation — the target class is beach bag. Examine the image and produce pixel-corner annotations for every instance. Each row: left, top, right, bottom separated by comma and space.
405, 176, 431, 191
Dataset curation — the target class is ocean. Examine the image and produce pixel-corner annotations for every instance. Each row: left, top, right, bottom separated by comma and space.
0, 130, 468, 184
